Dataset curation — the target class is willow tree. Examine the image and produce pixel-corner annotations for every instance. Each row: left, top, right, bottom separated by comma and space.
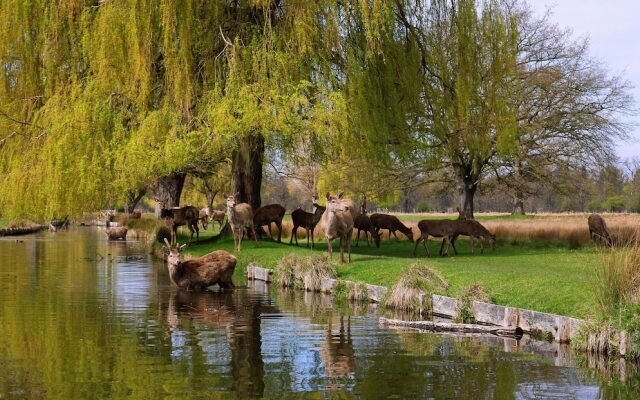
2, 1, 389, 219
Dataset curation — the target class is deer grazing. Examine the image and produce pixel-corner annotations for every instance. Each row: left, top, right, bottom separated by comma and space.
354, 214, 381, 248
370, 213, 414, 242
226, 194, 258, 252
413, 219, 458, 257
199, 207, 211, 230
164, 238, 237, 290
449, 219, 496, 254
588, 213, 613, 247
253, 204, 286, 242
290, 195, 326, 249
160, 205, 200, 244
106, 227, 128, 241
321, 192, 355, 263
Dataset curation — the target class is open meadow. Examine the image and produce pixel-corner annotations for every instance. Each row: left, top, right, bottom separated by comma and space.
181, 212, 640, 319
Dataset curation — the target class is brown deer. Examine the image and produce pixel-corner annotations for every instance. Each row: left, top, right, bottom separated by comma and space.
413, 219, 458, 257
161, 205, 200, 245
226, 194, 258, 252
164, 238, 237, 290
321, 192, 354, 263
588, 213, 613, 247
210, 209, 226, 230
253, 204, 286, 242
450, 219, 496, 254
128, 211, 142, 219
199, 207, 210, 230
106, 227, 128, 240
290, 195, 325, 249
354, 214, 381, 248
370, 213, 414, 242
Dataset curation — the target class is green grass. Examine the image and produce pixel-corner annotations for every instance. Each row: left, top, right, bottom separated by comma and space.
0, 218, 6, 228
182, 232, 598, 319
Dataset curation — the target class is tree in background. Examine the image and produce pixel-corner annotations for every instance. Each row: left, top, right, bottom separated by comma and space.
492, 5, 632, 214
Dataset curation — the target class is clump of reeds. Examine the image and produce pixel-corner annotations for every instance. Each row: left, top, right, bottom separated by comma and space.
273, 254, 337, 292
453, 283, 491, 323
382, 263, 449, 313
594, 243, 640, 315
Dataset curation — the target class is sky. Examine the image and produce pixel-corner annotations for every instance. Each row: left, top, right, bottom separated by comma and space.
529, 0, 640, 160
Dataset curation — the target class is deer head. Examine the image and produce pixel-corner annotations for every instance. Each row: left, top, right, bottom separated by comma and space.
488, 234, 496, 250
164, 238, 187, 267
325, 192, 347, 214
226, 194, 237, 209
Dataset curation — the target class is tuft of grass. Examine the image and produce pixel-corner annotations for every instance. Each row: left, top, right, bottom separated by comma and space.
273, 254, 337, 291
382, 263, 449, 314
594, 244, 640, 315
453, 284, 491, 323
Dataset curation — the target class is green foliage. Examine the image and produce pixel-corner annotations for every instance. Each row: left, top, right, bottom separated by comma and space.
604, 196, 626, 212
453, 284, 492, 323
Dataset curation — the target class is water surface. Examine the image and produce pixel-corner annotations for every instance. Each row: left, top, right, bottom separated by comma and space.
0, 228, 637, 399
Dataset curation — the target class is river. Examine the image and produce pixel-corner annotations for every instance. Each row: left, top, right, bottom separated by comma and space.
0, 228, 637, 399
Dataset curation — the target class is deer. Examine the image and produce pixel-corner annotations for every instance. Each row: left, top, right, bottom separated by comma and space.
253, 203, 286, 242
226, 194, 258, 252
164, 238, 237, 290
199, 207, 211, 230
128, 211, 142, 219
413, 219, 458, 257
449, 219, 496, 254
588, 213, 613, 247
210, 209, 226, 230
290, 195, 326, 249
370, 213, 414, 242
354, 214, 381, 248
105, 227, 128, 241
321, 192, 355, 263
160, 205, 200, 245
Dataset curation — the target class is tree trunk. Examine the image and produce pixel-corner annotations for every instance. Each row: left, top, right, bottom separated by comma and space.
231, 133, 264, 210
512, 192, 525, 215
457, 165, 478, 219
205, 190, 218, 211
125, 189, 146, 213
154, 172, 186, 218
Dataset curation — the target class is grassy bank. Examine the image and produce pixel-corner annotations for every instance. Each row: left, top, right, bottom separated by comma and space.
183, 232, 598, 319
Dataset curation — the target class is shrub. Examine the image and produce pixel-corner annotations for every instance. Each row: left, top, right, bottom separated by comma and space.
382, 263, 449, 313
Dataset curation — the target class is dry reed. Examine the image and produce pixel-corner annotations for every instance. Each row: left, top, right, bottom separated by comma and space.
382, 263, 449, 313
594, 244, 640, 315
273, 254, 337, 291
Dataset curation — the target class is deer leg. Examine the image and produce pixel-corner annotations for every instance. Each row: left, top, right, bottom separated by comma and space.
439, 239, 446, 256
277, 220, 282, 243
347, 229, 352, 263
310, 229, 314, 250
413, 236, 421, 256
355, 229, 360, 247
252, 225, 259, 246
327, 238, 333, 260
339, 235, 345, 264
290, 225, 295, 245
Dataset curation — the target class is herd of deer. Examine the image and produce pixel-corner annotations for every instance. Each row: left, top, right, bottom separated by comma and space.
156, 194, 618, 291
160, 192, 497, 264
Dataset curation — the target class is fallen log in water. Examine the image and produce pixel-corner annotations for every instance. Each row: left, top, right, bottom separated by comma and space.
379, 317, 524, 338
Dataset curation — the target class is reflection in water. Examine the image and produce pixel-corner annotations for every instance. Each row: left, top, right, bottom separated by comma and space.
1, 228, 640, 399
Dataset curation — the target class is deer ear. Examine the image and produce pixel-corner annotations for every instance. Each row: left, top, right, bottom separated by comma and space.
337, 192, 344, 199
164, 238, 171, 249
325, 192, 331, 200
235, 191, 240, 198
179, 244, 187, 252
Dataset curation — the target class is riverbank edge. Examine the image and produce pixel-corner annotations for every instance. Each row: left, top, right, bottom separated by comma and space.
0, 225, 48, 236
247, 264, 639, 359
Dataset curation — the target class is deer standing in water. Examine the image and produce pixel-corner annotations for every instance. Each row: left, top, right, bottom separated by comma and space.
164, 238, 237, 290
321, 192, 354, 263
